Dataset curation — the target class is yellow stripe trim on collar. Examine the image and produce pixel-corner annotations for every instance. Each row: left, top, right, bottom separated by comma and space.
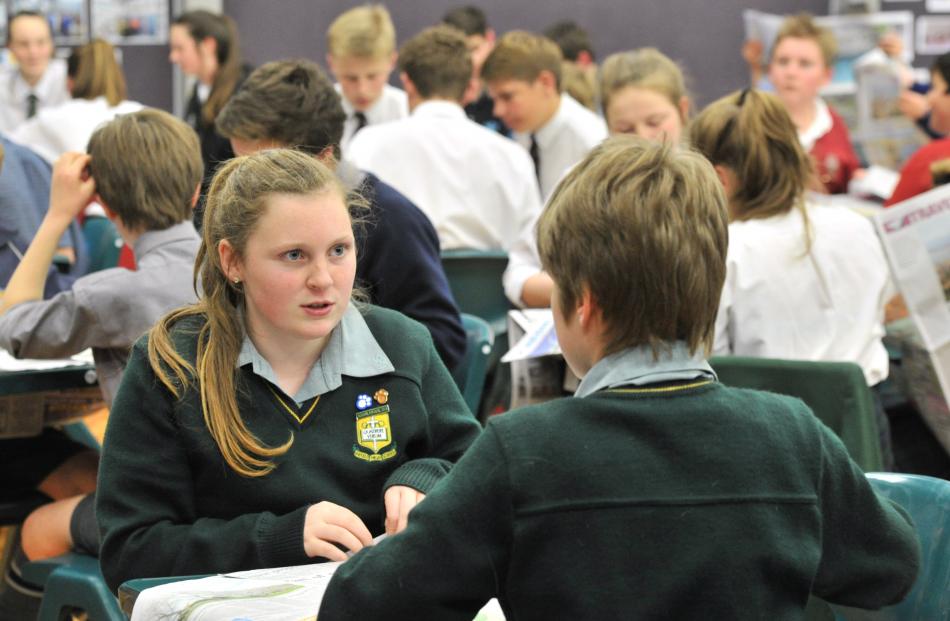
268, 385, 321, 424
605, 379, 714, 395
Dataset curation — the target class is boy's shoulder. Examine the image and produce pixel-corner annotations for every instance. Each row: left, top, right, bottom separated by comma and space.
488, 382, 818, 445
558, 94, 607, 144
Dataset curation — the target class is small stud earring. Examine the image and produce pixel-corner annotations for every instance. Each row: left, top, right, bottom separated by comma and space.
232, 277, 240, 284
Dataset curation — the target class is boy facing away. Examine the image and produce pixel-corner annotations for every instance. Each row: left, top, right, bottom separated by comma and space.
318, 136, 920, 620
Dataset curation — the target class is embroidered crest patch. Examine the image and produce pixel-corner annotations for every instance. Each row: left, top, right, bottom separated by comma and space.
353, 389, 397, 461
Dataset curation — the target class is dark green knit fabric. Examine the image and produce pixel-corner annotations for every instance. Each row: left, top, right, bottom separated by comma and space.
320, 382, 920, 621
96, 305, 480, 593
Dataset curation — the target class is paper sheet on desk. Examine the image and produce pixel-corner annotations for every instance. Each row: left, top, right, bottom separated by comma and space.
130, 560, 506, 621
0, 348, 94, 371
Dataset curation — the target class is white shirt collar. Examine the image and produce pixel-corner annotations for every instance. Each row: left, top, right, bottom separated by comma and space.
798, 97, 833, 152
410, 99, 467, 120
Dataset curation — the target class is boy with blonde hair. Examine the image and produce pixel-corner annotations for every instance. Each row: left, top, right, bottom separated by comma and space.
482, 30, 606, 199
0, 109, 202, 615
327, 4, 408, 152
319, 136, 919, 620
767, 13, 861, 194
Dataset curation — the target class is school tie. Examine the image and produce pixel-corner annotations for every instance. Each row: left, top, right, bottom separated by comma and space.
529, 133, 541, 190
26, 93, 38, 119
353, 112, 368, 135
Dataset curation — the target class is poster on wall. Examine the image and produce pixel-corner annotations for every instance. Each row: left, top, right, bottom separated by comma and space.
91, 0, 168, 45
916, 15, 950, 55
10, 0, 87, 45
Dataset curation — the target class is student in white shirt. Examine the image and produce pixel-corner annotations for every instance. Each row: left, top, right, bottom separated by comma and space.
691, 88, 893, 465
347, 26, 542, 254
327, 5, 408, 153
0, 11, 69, 133
503, 47, 689, 308
8, 39, 143, 164
482, 30, 606, 200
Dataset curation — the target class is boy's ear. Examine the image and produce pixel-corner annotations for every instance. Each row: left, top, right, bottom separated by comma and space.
96, 194, 114, 219
576, 287, 598, 330
190, 184, 201, 209
400, 71, 416, 97
536, 69, 557, 94
326, 53, 337, 74
387, 51, 397, 72
822, 65, 834, 87
678, 95, 690, 122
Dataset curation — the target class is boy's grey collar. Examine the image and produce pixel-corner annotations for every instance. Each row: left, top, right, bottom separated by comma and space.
574, 342, 716, 398
132, 220, 199, 259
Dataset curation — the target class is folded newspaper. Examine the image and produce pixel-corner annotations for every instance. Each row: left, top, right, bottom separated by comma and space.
130, 561, 506, 621
875, 185, 950, 454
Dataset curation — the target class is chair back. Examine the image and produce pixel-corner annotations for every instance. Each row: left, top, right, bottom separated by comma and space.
833, 473, 950, 620
22, 553, 124, 621
709, 357, 883, 472
441, 249, 510, 335
82, 216, 122, 273
452, 314, 494, 417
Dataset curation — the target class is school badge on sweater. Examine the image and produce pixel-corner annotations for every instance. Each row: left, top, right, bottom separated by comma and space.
353, 388, 397, 462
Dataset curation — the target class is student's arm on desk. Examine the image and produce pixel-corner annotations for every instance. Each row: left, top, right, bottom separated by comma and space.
0, 153, 93, 314
320, 422, 511, 621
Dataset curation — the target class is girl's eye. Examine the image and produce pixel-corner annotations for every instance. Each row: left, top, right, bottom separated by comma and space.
331, 244, 348, 257
285, 249, 304, 261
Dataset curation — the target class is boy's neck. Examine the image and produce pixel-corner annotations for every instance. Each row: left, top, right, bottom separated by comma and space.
786, 99, 818, 132
531, 93, 562, 134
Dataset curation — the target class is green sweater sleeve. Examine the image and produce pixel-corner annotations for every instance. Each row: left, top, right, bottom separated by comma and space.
383, 332, 481, 494
97, 340, 312, 593
320, 422, 511, 621
811, 424, 921, 608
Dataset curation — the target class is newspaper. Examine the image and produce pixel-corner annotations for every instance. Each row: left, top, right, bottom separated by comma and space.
852, 52, 929, 171
503, 310, 578, 410
875, 185, 950, 453
130, 561, 506, 621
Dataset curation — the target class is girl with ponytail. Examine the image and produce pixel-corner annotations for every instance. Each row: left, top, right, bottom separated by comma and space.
691, 89, 893, 465
96, 148, 480, 592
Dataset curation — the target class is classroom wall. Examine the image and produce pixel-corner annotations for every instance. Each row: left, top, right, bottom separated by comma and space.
223, 0, 827, 108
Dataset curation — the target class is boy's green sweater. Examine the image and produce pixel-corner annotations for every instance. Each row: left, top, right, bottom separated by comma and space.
321, 381, 921, 620
97, 306, 480, 593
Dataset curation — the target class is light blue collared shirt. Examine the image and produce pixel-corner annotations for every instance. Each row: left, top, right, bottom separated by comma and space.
236, 304, 395, 405
574, 342, 717, 398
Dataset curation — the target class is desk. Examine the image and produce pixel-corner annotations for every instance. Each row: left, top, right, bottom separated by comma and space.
0, 351, 100, 438
119, 571, 507, 620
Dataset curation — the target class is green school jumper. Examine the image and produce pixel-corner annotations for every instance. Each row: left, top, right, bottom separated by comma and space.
320, 353, 920, 620
96, 305, 481, 593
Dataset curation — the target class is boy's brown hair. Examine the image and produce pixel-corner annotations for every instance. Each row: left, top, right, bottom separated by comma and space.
398, 26, 472, 101
327, 4, 396, 59
216, 59, 346, 160
772, 13, 837, 68
481, 30, 562, 90
537, 136, 729, 357
87, 109, 202, 232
